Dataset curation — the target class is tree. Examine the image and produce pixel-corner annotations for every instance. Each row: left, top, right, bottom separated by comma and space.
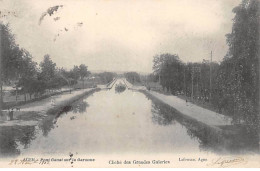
0, 23, 21, 111
124, 72, 141, 84
16, 49, 38, 101
0, 23, 21, 82
153, 54, 165, 83
39, 55, 56, 81
152, 53, 184, 94
0, 23, 35, 111
79, 64, 90, 89
216, 0, 259, 128
39, 54, 56, 89
146, 73, 158, 83
71, 65, 80, 81
59, 66, 81, 91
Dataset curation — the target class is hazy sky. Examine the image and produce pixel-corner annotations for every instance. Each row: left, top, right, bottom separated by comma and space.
1, 0, 241, 73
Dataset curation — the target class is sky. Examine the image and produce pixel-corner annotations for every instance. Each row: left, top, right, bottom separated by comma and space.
0, 0, 241, 73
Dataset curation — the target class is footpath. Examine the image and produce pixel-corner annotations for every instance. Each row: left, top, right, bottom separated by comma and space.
0, 88, 99, 126
124, 79, 232, 128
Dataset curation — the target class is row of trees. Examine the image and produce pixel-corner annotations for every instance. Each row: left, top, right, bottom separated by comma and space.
0, 23, 90, 107
18, 54, 90, 101
17, 54, 91, 101
124, 72, 141, 84
152, 54, 220, 99
150, 0, 259, 129
215, 0, 259, 127
94, 72, 117, 84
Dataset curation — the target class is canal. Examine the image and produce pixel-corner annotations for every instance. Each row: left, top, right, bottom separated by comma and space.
0, 79, 259, 157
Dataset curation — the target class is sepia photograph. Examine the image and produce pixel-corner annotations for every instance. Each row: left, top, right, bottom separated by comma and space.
0, 0, 259, 168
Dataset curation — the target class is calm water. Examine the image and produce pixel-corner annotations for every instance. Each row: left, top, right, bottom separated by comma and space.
0, 79, 259, 157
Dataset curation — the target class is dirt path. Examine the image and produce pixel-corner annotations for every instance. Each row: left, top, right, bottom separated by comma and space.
143, 90, 232, 127
0, 88, 97, 126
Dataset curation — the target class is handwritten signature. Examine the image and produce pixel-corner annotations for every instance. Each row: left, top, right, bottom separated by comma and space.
207, 156, 247, 167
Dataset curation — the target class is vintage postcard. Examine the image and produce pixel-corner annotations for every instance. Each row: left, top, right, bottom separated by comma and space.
0, 0, 259, 168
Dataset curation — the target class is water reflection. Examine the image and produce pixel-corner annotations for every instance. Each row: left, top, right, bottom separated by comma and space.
0, 125, 36, 157
0, 97, 91, 157
38, 115, 56, 137
151, 103, 175, 125
38, 99, 89, 137
115, 83, 126, 94
72, 99, 89, 114
147, 92, 260, 154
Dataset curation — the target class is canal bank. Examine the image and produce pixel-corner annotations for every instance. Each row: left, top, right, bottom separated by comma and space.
140, 90, 232, 128
46, 88, 101, 115
123, 79, 232, 128
0, 88, 100, 127
123, 78, 259, 150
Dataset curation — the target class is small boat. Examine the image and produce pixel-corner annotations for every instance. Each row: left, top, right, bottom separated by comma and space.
115, 82, 126, 93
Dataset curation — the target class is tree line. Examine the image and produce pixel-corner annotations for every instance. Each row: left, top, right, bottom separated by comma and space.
124, 72, 141, 84
150, 0, 259, 129
0, 23, 90, 106
95, 72, 117, 84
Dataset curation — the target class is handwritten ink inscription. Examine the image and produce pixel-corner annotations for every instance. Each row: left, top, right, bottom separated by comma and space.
208, 156, 247, 167
8, 158, 44, 165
